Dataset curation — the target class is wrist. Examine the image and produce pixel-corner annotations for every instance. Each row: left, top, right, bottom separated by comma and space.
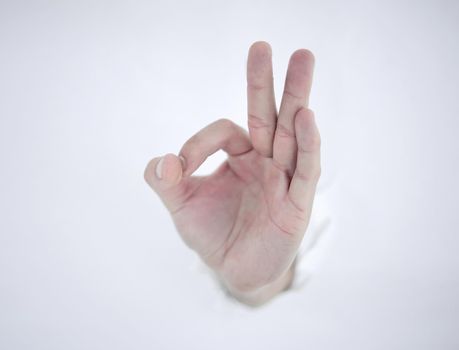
220, 259, 297, 307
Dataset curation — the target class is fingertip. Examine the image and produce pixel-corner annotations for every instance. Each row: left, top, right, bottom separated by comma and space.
248, 41, 274, 83
290, 49, 315, 66
284, 50, 315, 100
143, 154, 188, 212
295, 108, 320, 150
144, 153, 183, 189
161, 153, 183, 185
249, 41, 272, 57
295, 108, 315, 127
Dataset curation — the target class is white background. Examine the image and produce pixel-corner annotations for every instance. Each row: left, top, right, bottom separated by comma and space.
1, 0, 458, 349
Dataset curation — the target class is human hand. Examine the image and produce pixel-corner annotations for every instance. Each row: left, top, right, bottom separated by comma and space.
144, 42, 320, 306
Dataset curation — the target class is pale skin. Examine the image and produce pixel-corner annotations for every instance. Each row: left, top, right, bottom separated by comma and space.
144, 41, 321, 307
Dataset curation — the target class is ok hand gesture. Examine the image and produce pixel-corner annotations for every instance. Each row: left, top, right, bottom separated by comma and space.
145, 42, 320, 306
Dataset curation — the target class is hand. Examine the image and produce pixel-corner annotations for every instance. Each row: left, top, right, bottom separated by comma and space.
144, 42, 321, 306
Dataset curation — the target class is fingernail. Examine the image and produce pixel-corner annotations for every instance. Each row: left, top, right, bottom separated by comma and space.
155, 157, 164, 179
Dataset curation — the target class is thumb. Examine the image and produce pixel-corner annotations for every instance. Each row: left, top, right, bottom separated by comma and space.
144, 153, 187, 212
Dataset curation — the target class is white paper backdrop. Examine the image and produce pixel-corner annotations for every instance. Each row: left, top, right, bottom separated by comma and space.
1, 1, 458, 349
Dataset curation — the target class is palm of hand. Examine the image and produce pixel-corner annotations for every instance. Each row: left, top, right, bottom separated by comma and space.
173, 149, 306, 290
145, 42, 321, 294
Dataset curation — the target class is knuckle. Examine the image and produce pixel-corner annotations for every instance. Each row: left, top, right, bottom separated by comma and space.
255, 144, 273, 158
275, 123, 295, 139
313, 133, 322, 148
248, 113, 272, 130
308, 131, 321, 148
296, 164, 321, 182
299, 133, 321, 152
310, 165, 322, 181
215, 118, 234, 130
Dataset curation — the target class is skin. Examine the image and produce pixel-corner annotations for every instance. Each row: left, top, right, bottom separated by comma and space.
144, 41, 321, 306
